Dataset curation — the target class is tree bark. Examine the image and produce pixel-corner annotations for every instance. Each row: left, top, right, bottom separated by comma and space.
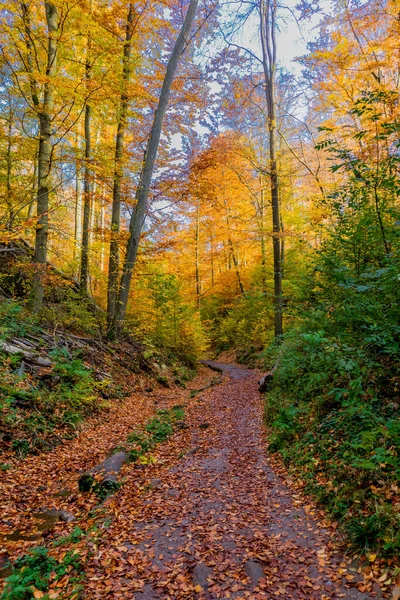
74, 128, 83, 262
259, 175, 267, 293
27, 157, 38, 219
30, 2, 59, 311
107, 3, 136, 325
195, 200, 201, 309
260, 0, 283, 337
80, 45, 92, 293
6, 109, 13, 230
223, 198, 244, 294
110, 0, 199, 338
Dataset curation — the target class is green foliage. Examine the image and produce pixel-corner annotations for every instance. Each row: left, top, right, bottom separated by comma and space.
202, 292, 274, 360
146, 416, 174, 443
0, 305, 106, 454
127, 430, 154, 461
128, 269, 207, 366
93, 479, 121, 501
0, 300, 40, 340
53, 527, 85, 547
126, 406, 185, 463
263, 91, 400, 558
41, 287, 104, 337
0, 546, 83, 600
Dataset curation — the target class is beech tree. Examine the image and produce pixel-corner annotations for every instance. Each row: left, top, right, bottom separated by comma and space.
21, 1, 60, 311
107, 3, 137, 325
259, 0, 283, 338
110, 0, 200, 338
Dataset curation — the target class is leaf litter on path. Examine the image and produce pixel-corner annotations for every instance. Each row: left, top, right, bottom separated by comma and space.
0, 364, 392, 598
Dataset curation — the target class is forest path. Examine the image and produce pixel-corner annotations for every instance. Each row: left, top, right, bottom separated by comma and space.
86, 363, 384, 600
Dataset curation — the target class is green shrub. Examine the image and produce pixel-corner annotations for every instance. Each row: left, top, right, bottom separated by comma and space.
127, 406, 185, 463
0, 330, 105, 454
0, 546, 83, 600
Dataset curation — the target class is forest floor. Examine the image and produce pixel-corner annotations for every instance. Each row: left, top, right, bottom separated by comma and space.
0, 362, 391, 599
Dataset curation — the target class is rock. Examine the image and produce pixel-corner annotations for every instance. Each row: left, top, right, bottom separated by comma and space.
34, 509, 76, 524
17, 361, 26, 377
193, 563, 212, 589
186, 446, 200, 456
33, 356, 52, 367
244, 559, 264, 585
58, 510, 76, 522
176, 421, 189, 430
78, 451, 127, 493
258, 372, 274, 393
199, 423, 210, 430
150, 478, 161, 488
94, 371, 111, 382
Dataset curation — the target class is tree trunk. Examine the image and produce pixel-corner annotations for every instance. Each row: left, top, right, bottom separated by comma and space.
107, 3, 136, 325
80, 46, 92, 293
110, 0, 199, 338
228, 236, 244, 294
195, 200, 201, 309
210, 231, 215, 288
6, 110, 13, 230
27, 158, 38, 219
74, 128, 83, 261
32, 2, 59, 312
100, 195, 105, 272
260, 0, 283, 337
223, 198, 244, 294
259, 176, 267, 294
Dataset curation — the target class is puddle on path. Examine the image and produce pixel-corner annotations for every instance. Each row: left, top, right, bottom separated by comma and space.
0, 510, 65, 546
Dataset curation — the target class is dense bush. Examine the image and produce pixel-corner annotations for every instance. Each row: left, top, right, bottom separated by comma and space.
128, 269, 207, 366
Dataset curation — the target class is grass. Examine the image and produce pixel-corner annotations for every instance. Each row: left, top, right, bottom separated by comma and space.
126, 405, 185, 463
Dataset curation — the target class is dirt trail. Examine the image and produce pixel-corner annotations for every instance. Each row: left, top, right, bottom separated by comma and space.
85, 363, 384, 599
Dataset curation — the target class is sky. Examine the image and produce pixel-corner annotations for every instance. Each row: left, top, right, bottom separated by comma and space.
236, 0, 331, 76
169, 0, 331, 149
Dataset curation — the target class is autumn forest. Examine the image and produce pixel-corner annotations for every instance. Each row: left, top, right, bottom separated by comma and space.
0, 0, 399, 598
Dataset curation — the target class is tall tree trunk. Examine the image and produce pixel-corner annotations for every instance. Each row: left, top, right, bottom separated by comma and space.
110, 0, 199, 338
223, 198, 244, 294
259, 176, 267, 293
260, 0, 283, 337
80, 44, 92, 293
74, 128, 83, 261
210, 230, 215, 288
107, 3, 135, 325
195, 200, 201, 309
32, 2, 59, 311
280, 216, 284, 278
6, 109, 13, 230
100, 195, 105, 272
28, 157, 38, 219
228, 237, 244, 294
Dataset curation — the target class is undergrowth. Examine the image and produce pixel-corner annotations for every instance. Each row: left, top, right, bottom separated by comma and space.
262, 261, 400, 559
125, 405, 185, 463
0, 301, 107, 455
0, 546, 84, 600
